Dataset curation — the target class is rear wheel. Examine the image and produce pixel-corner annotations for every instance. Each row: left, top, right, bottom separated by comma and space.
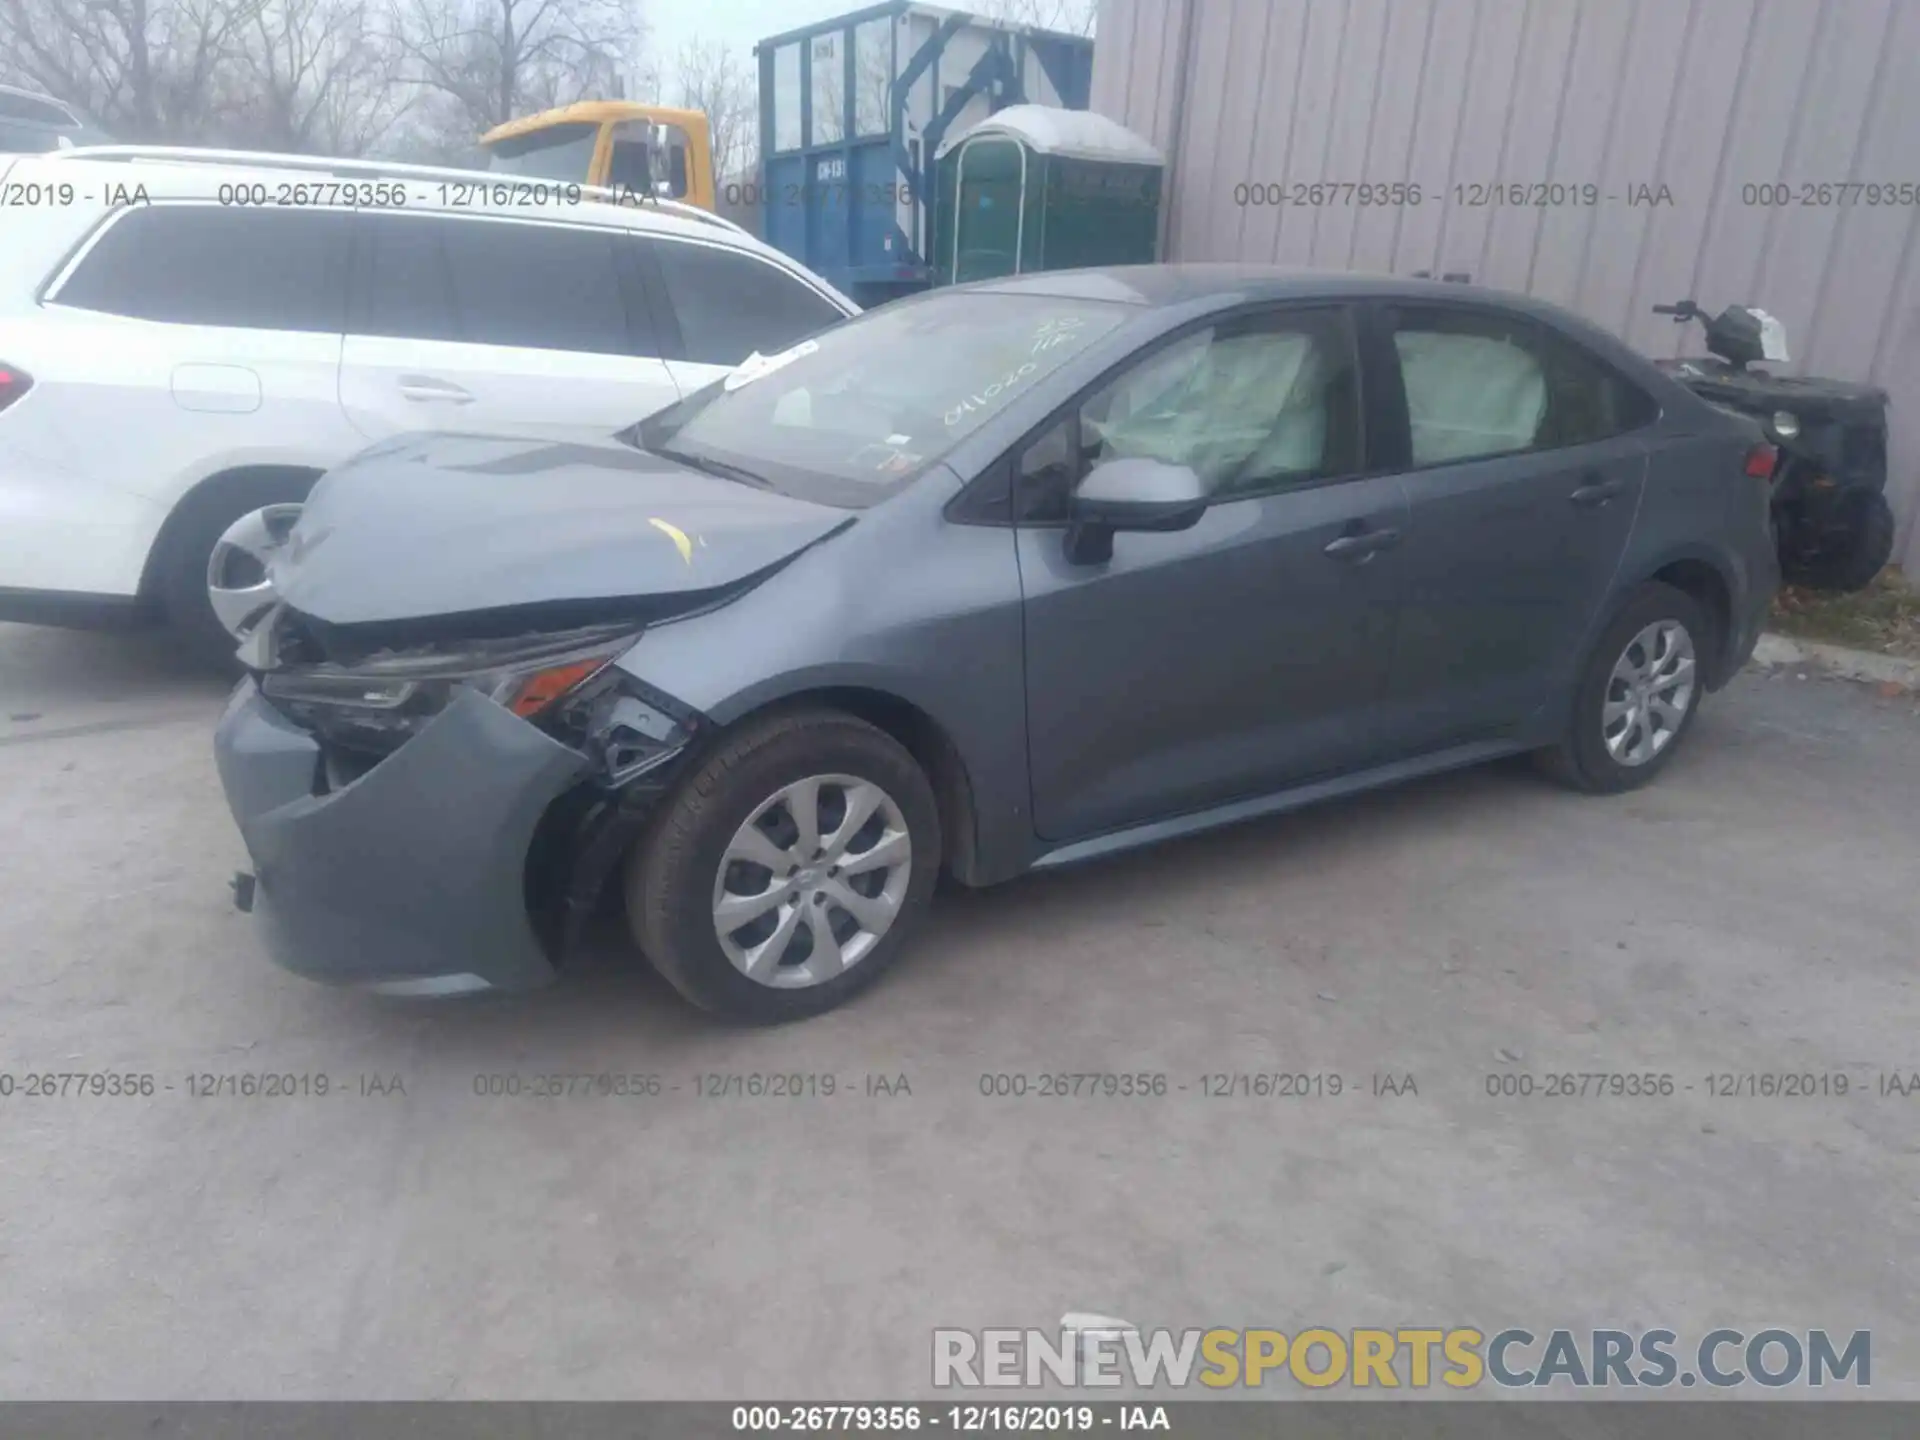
627, 709, 942, 1022
1782, 489, 1895, 594
154, 471, 316, 664
1538, 583, 1709, 794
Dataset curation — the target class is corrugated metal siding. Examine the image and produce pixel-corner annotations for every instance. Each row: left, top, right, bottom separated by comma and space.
1093, 0, 1920, 572
1088, 0, 1190, 156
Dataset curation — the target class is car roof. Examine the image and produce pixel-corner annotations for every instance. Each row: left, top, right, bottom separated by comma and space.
28, 147, 736, 240
958, 263, 1543, 308
12, 147, 853, 304
953, 263, 1665, 376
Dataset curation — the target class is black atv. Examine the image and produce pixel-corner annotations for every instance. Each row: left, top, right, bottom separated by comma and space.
1651, 299, 1895, 593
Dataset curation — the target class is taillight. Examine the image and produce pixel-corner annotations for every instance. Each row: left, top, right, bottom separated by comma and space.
0, 363, 31, 414
1743, 442, 1778, 479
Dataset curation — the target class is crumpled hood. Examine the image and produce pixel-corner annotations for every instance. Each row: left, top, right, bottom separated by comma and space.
273, 430, 850, 627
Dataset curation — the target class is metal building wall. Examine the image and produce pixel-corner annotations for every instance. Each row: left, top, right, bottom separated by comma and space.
1092, 0, 1920, 572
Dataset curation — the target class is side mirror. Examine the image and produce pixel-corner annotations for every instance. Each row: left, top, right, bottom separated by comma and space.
648, 122, 674, 197
1065, 457, 1207, 565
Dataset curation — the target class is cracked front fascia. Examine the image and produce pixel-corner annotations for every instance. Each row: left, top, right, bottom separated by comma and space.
530, 670, 709, 957
218, 683, 593, 989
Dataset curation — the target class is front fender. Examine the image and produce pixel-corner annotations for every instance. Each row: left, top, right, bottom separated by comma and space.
613, 509, 1034, 884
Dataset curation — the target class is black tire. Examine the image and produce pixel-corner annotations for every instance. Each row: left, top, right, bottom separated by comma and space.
154, 470, 317, 665
626, 709, 942, 1022
1782, 490, 1895, 594
1537, 582, 1712, 795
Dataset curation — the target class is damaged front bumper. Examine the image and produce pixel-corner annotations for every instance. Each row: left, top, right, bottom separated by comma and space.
215, 680, 595, 993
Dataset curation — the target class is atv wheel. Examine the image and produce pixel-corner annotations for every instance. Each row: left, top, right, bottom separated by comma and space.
1782, 490, 1895, 593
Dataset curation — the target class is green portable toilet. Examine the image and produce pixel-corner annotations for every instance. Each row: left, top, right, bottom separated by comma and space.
933, 105, 1163, 285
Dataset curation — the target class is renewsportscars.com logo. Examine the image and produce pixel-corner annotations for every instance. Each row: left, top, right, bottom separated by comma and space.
932, 1326, 1872, 1391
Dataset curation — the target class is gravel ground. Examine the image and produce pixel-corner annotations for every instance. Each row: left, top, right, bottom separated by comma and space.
1, 622, 1916, 1400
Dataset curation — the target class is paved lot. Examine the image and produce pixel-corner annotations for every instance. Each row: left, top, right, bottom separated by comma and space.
1, 621, 1917, 1400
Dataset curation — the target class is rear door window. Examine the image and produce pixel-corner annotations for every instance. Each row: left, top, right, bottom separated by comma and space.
1388, 305, 1657, 466
55, 205, 350, 332
352, 213, 645, 356
1392, 315, 1548, 465
648, 239, 846, 365
439, 218, 631, 354
351, 212, 460, 342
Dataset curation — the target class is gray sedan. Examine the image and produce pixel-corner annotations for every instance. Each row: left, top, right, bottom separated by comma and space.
214, 266, 1779, 1020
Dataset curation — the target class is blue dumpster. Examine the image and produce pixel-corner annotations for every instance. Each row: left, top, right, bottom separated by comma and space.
752, 2, 1094, 306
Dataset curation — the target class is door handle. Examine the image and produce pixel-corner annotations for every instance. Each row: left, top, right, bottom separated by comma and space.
397, 376, 474, 404
1570, 474, 1625, 508
1323, 526, 1401, 561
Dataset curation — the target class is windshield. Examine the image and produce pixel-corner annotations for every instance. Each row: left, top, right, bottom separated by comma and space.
485, 121, 600, 182
637, 291, 1129, 507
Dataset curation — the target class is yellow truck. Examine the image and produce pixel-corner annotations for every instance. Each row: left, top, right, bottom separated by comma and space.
478, 102, 715, 210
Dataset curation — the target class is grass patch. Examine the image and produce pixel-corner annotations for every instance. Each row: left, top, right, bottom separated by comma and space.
1770, 566, 1920, 659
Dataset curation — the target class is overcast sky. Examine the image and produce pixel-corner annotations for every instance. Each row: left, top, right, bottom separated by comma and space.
647, 0, 859, 83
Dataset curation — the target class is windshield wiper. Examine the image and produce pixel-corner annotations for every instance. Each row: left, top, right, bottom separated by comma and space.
651, 444, 773, 491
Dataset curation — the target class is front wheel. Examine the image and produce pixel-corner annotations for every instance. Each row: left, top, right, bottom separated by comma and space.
626, 709, 942, 1022
1538, 583, 1710, 794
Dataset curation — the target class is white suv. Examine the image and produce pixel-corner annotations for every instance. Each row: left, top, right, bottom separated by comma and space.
0, 146, 857, 656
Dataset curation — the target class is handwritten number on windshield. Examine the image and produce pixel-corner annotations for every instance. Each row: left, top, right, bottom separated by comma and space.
944, 361, 1041, 428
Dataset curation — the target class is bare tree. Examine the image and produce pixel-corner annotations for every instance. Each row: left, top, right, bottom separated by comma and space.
229, 0, 412, 154
390, 0, 643, 138
665, 35, 755, 181
973, 0, 1097, 37
0, 0, 645, 158
0, 0, 268, 139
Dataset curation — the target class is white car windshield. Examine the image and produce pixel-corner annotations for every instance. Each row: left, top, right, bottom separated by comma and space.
638, 291, 1129, 506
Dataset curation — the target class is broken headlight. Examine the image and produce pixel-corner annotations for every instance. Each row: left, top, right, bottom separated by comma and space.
260, 625, 643, 755
261, 623, 698, 785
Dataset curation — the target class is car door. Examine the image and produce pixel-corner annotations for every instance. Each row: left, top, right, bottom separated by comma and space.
338, 211, 682, 442
1016, 304, 1411, 843
35, 202, 358, 511
1370, 301, 1657, 747
634, 234, 853, 395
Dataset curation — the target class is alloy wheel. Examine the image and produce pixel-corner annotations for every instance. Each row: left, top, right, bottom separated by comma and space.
1601, 620, 1697, 767
711, 774, 913, 988
206, 503, 304, 642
